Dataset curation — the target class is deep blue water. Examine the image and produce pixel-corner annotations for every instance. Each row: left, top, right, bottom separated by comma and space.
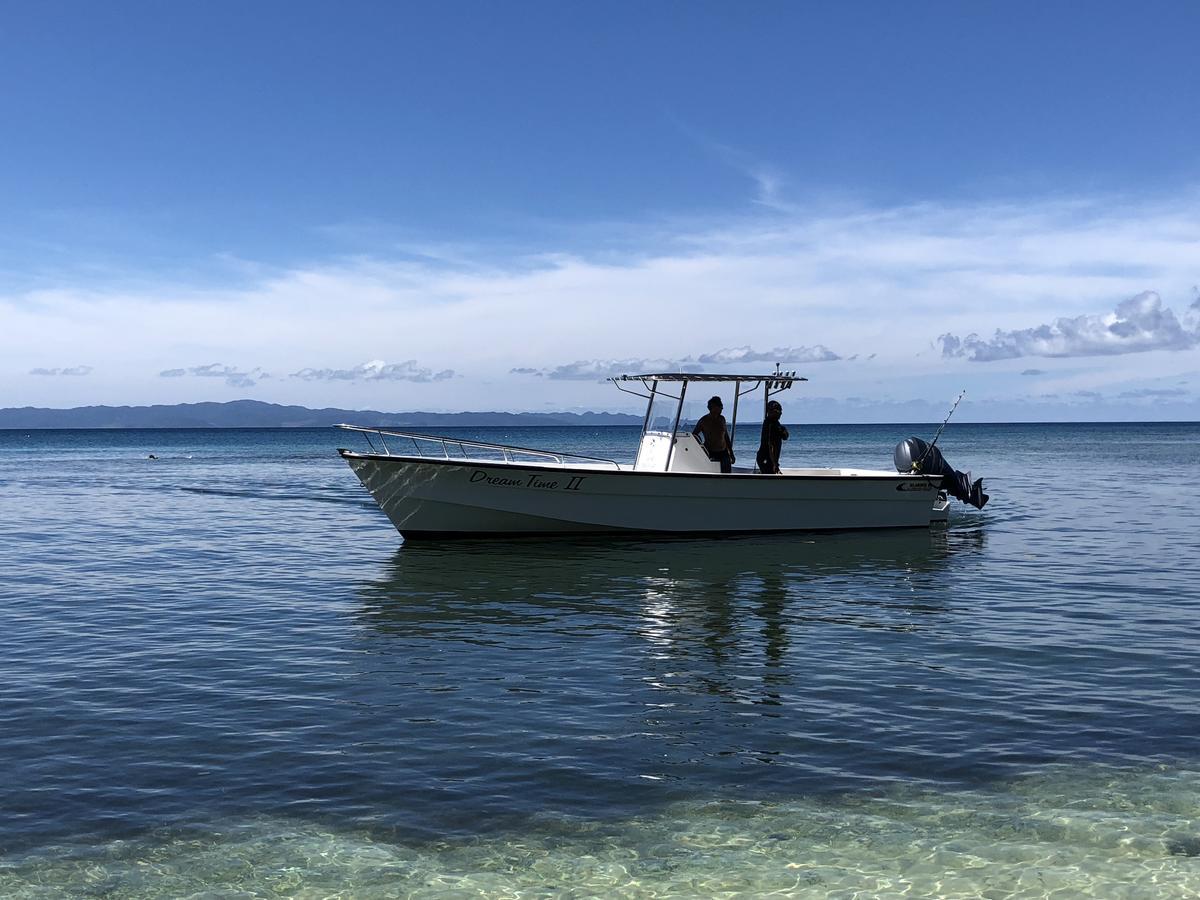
1, 424, 1198, 895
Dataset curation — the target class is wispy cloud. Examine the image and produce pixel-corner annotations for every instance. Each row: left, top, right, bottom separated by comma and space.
747, 165, 787, 210
938, 292, 1199, 362
1020, 369, 1046, 376
160, 363, 268, 388
290, 359, 455, 383
690, 133, 793, 211
29, 365, 92, 376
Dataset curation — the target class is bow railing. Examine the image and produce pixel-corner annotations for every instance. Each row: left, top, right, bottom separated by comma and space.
335, 424, 622, 469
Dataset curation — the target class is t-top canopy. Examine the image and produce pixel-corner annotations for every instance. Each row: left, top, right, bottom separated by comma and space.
611, 372, 805, 404
614, 373, 807, 384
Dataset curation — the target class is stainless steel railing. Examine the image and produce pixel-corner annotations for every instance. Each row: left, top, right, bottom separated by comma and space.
335, 424, 622, 468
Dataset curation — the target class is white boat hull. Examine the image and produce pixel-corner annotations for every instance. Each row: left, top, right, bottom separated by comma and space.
340, 451, 947, 538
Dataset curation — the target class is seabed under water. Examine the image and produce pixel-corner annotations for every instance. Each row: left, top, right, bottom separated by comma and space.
4, 763, 1199, 898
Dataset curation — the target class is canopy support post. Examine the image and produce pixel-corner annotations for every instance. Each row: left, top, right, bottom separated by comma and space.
730, 379, 741, 446
641, 381, 658, 436
665, 379, 688, 472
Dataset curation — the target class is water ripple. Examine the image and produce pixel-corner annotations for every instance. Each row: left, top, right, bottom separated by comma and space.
1, 424, 1198, 893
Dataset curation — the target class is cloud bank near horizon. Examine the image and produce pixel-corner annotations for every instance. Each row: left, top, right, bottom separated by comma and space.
516, 346, 841, 381
158, 359, 457, 388
4, 191, 1200, 417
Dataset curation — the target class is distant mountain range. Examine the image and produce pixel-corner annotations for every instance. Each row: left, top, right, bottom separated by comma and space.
0, 399, 642, 429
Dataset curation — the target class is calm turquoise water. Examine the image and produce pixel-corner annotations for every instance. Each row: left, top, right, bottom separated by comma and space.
1, 423, 1198, 897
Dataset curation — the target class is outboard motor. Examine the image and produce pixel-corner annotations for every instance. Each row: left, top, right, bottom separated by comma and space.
894, 436, 989, 509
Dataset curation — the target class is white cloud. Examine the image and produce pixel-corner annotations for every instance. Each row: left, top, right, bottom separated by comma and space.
527, 346, 841, 381
1117, 388, 1188, 399
290, 359, 455, 383
538, 358, 680, 381
938, 292, 1199, 361
696, 345, 840, 365
29, 365, 92, 376
160, 363, 268, 388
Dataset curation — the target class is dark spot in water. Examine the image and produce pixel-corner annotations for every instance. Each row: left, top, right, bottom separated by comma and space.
1168, 837, 1200, 857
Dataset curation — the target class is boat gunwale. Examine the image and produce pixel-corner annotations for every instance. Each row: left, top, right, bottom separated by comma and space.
337, 448, 941, 483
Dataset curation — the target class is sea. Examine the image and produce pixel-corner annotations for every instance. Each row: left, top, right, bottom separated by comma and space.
1, 423, 1198, 898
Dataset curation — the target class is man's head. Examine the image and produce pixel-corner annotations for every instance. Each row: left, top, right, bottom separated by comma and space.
707, 396, 723, 412
767, 400, 782, 417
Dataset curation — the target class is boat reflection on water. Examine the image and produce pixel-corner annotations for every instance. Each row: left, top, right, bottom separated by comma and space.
352, 528, 990, 794
361, 525, 981, 599
355, 527, 985, 673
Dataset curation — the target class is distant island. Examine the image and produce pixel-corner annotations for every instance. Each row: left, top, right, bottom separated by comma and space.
0, 399, 642, 429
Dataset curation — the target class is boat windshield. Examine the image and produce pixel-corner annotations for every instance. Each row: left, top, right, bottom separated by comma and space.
645, 389, 680, 432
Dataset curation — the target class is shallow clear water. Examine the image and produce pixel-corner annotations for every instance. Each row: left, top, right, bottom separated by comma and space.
1, 423, 1198, 897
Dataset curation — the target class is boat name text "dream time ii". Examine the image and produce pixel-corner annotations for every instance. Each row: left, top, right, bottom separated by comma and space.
470, 469, 587, 492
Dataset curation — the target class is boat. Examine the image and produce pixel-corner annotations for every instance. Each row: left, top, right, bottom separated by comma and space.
336, 371, 984, 539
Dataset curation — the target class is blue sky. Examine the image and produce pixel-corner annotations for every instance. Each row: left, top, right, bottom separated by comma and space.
3, 1, 1199, 421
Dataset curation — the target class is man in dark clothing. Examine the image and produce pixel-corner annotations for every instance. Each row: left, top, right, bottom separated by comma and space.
756, 400, 789, 474
692, 396, 734, 473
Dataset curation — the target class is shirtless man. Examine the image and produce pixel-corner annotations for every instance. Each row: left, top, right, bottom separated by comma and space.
692, 396, 734, 473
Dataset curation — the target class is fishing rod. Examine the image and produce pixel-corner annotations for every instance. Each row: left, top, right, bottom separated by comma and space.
915, 389, 966, 470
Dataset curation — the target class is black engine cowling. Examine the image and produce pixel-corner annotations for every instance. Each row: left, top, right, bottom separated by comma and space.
894, 437, 989, 509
